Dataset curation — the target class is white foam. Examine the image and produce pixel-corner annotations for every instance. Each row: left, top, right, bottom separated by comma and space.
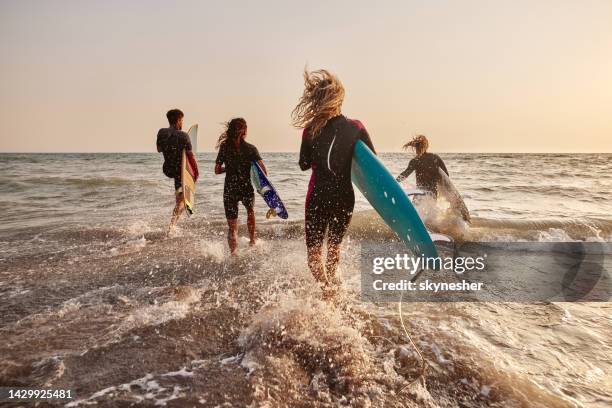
161, 367, 193, 377
199, 239, 226, 262
125, 220, 157, 236
537, 228, 574, 242
66, 373, 183, 407
101, 288, 202, 344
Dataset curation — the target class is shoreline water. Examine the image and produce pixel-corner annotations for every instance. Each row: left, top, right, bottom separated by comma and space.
1, 153, 611, 406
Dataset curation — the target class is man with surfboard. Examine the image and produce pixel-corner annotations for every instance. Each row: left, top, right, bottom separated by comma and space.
293, 69, 376, 300
156, 109, 199, 233
215, 118, 268, 255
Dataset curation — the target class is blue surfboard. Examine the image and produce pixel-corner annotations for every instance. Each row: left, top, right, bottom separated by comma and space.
250, 162, 289, 219
351, 140, 438, 260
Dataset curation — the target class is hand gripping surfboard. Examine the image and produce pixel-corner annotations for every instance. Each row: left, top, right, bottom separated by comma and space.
250, 161, 289, 219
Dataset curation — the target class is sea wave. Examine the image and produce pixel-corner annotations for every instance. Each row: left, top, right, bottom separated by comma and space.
13, 176, 161, 188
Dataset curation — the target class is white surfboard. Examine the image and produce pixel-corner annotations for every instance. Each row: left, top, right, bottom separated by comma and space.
190, 124, 198, 153
437, 168, 470, 223
181, 124, 198, 215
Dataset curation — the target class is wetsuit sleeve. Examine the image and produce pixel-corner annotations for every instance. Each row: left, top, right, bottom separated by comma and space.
299, 129, 312, 171
250, 145, 262, 162
156, 129, 164, 152
359, 128, 376, 154
179, 131, 192, 152
436, 155, 449, 176
397, 160, 415, 182
215, 144, 225, 165
351, 119, 376, 154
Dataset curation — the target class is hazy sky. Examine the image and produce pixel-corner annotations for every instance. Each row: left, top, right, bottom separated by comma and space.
1, 0, 611, 152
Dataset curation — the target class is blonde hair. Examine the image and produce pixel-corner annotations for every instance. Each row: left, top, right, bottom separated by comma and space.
291, 68, 345, 137
402, 135, 429, 157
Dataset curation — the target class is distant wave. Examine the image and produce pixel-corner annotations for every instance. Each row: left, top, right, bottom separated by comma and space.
0, 176, 161, 188
470, 184, 604, 196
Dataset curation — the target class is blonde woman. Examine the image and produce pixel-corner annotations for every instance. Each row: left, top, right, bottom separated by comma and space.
396, 135, 448, 197
293, 69, 376, 299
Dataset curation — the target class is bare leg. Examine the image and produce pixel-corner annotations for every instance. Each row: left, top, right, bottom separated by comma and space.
168, 194, 185, 233
322, 208, 351, 300
247, 207, 256, 246
320, 241, 342, 300
325, 241, 342, 287
227, 218, 238, 255
307, 244, 326, 286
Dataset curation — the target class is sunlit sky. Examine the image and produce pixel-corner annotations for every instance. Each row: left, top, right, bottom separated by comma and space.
1, 0, 611, 153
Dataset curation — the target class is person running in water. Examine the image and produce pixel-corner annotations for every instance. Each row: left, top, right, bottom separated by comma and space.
397, 135, 470, 222
396, 135, 447, 197
294, 69, 376, 299
156, 109, 199, 233
215, 118, 267, 255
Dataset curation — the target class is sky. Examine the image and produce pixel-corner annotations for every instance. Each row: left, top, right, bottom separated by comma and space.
0, 0, 611, 153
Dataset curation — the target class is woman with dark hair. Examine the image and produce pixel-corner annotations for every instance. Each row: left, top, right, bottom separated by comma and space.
293, 69, 376, 299
215, 118, 267, 255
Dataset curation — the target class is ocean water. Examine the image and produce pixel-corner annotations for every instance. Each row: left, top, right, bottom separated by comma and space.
0, 152, 611, 407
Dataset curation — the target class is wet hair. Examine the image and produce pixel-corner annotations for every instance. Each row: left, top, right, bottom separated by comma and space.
291, 68, 345, 137
166, 109, 184, 125
216, 117, 247, 149
403, 135, 429, 157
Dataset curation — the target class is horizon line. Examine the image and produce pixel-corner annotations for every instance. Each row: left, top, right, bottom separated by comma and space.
0, 151, 610, 155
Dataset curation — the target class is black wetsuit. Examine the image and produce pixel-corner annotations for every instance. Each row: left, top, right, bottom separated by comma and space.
396, 153, 448, 196
299, 115, 375, 248
216, 140, 262, 219
157, 126, 192, 191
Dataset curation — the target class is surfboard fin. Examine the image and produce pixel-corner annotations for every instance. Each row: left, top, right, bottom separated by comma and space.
428, 232, 452, 243
404, 188, 427, 196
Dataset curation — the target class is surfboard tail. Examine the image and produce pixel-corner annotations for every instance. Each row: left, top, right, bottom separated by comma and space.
437, 168, 471, 223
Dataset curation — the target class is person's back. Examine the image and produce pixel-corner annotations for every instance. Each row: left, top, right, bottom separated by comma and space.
299, 115, 375, 198
407, 152, 447, 194
157, 126, 191, 179
396, 135, 447, 196
218, 139, 260, 193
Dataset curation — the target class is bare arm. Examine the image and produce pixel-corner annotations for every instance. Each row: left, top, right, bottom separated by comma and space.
256, 160, 268, 176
